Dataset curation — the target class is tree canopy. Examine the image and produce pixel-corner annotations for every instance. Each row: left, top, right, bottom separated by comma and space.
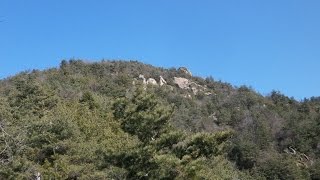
0, 60, 319, 179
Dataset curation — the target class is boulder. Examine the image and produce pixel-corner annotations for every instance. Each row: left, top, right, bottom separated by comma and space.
159, 76, 167, 86
147, 78, 158, 85
174, 77, 190, 89
139, 74, 147, 85
174, 77, 212, 95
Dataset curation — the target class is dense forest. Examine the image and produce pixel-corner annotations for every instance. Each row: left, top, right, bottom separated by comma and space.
0, 60, 320, 179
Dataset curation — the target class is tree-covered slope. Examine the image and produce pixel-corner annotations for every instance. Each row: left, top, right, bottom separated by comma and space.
0, 60, 319, 179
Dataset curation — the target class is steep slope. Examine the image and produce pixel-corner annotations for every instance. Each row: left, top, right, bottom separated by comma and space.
0, 60, 319, 179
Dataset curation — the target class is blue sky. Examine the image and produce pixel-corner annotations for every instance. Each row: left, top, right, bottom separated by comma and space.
1, 1, 319, 100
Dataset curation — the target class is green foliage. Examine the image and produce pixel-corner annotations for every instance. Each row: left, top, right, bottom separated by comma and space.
173, 131, 233, 159
310, 160, 320, 180
0, 60, 319, 179
8, 75, 58, 118
113, 89, 173, 143
228, 140, 259, 170
107, 89, 235, 179
253, 153, 309, 180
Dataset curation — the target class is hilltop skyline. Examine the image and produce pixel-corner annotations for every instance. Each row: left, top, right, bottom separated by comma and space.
1, 1, 320, 99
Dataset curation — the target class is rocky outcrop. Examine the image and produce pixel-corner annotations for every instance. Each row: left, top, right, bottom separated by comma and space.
137, 74, 211, 96
178, 67, 192, 76
147, 78, 157, 85
159, 76, 167, 86
173, 77, 190, 89
174, 77, 212, 95
139, 74, 147, 85
138, 75, 167, 86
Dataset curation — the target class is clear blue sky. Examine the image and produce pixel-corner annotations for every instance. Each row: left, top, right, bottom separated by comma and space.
1, 1, 319, 100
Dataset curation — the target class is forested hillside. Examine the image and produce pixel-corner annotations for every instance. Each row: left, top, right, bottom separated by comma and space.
1, 60, 320, 179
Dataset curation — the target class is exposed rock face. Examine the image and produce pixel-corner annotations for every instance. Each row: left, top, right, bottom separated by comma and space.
137, 74, 212, 96
159, 76, 167, 86
174, 77, 212, 95
173, 77, 190, 89
147, 78, 157, 85
139, 74, 147, 85
138, 75, 159, 86
178, 67, 192, 76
